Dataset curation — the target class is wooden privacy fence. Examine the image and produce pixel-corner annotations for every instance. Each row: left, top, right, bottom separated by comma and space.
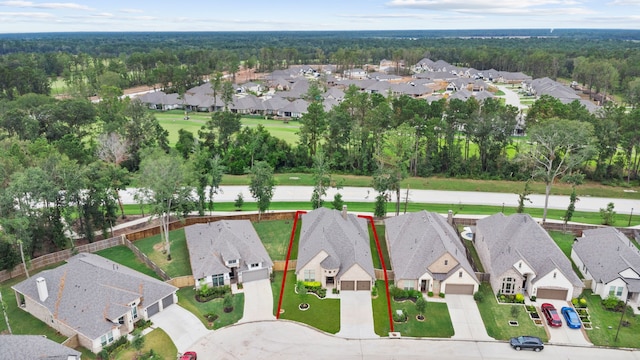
0, 235, 124, 283
126, 212, 298, 241
166, 275, 195, 288
273, 260, 296, 271
122, 236, 170, 281
375, 268, 393, 281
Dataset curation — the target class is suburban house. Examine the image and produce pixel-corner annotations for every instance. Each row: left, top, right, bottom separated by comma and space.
0, 335, 82, 359
343, 68, 367, 79
185, 220, 273, 288
12, 253, 177, 354
385, 211, 480, 295
474, 213, 583, 301
296, 207, 375, 291
571, 227, 640, 312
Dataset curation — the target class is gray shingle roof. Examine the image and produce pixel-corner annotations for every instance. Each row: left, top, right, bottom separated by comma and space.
476, 213, 582, 287
297, 208, 375, 279
12, 253, 176, 340
574, 227, 640, 287
184, 220, 273, 280
385, 211, 478, 282
0, 335, 81, 359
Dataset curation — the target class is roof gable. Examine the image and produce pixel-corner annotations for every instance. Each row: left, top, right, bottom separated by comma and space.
573, 227, 640, 283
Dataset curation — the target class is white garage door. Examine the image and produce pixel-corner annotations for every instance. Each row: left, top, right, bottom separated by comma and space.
242, 268, 269, 283
537, 288, 568, 300
341, 281, 355, 291
445, 284, 475, 295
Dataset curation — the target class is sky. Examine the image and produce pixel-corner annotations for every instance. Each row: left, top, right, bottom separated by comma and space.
0, 0, 639, 33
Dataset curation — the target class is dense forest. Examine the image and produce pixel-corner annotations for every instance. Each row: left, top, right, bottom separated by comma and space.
1, 30, 640, 270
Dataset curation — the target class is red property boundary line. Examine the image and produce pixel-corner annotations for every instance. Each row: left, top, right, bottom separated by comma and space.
359, 215, 394, 333
276, 210, 307, 319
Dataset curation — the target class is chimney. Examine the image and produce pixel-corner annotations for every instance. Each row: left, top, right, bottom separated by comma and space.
36, 277, 48, 302
447, 210, 453, 225
342, 205, 348, 220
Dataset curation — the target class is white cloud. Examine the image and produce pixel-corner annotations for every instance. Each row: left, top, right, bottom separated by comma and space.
120, 8, 144, 14
608, 0, 640, 4
0, 10, 54, 18
386, 0, 580, 10
0, 1, 90, 10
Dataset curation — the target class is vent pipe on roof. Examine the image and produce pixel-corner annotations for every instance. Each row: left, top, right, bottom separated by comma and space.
36, 277, 48, 302
447, 210, 453, 225
342, 205, 348, 220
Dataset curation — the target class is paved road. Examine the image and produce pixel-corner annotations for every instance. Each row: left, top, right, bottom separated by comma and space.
188, 320, 640, 360
496, 84, 528, 110
122, 185, 640, 215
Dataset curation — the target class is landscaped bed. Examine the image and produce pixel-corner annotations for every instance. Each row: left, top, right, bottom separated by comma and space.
177, 287, 244, 329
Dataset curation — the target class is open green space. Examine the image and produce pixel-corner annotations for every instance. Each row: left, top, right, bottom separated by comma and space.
177, 287, 244, 330
582, 290, 640, 348
372, 280, 392, 336
252, 219, 295, 261
132, 229, 192, 277
271, 271, 340, 334
95, 245, 160, 280
155, 110, 301, 146
114, 328, 177, 360
370, 224, 391, 270
391, 298, 454, 337
475, 283, 547, 341
547, 231, 577, 259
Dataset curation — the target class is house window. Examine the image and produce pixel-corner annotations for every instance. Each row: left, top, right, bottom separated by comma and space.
501, 277, 516, 295
304, 269, 315, 282
519, 262, 522, 269
212, 274, 224, 287
444, 260, 448, 266
131, 305, 138, 319
403, 280, 414, 290
228, 259, 237, 264
459, 271, 463, 278
609, 286, 616, 296
250, 263, 259, 268
617, 287, 624, 297
100, 331, 114, 346
553, 272, 557, 279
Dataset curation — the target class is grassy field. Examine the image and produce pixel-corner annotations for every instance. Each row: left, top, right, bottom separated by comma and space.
155, 110, 301, 145
582, 290, 640, 347
252, 219, 295, 261
391, 299, 454, 337
95, 245, 160, 280
177, 287, 244, 329
114, 328, 177, 360
132, 229, 192, 277
272, 271, 340, 333
475, 283, 547, 341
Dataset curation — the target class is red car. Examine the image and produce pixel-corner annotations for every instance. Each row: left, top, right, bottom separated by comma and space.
541, 303, 562, 327
179, 351, 197, 360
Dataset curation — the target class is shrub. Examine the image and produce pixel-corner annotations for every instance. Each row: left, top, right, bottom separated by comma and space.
408, 289, 422, 301
393, 309, 407, 322
332, 288, 340, 294
473, 291, 484, 302
317, 288, 327, 298
371, 285, 378, 297
510, 305, 520, 318
415, 296, 427, 315
529, 295, 536, 302
427, 291, 434, 297
223, 294, 234, 312
515, 293, 525, 303
602, 295, 621, 311
303, 281, 322, 289
439, 292, 445, 298
579, 298, 587, 307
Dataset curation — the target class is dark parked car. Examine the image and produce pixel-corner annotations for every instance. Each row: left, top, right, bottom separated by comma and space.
541, 303, 562, 327
561, 306, 582, 329
510, 336, 544, 351
179, 351, 197, 360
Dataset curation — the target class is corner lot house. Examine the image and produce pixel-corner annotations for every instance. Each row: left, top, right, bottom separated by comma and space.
185, 220, 273, 289
0, 335, 82, 359
572, 227, 640, 312
385, 211, 480, 295
475, 213, 582, 301
12, 253, 177, 353
296, 207, 375, 291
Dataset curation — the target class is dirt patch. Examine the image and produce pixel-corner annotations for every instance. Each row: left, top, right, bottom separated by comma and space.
153, 242, 165, 252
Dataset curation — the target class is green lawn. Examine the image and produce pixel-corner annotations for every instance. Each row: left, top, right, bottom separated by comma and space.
252, 219, 295, 261
272, 271, 340, 333
95, 245, 161, 280
391, 299, 454, 338
114, 328, 177, 360
177, 287, 244, 329
475, 283, 547, 341
372, 280, 392, 336
132, 229, 192, 277
582, 290, 640, 348
370, 224, 391, 270
464, 238, 485, 273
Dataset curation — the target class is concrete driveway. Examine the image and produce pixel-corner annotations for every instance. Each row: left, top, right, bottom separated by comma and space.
335, 291, 378, 339
446, 294, 493, 341
150, 304, 211, 353
539, 299, 592, 346
239, 279, 276, 323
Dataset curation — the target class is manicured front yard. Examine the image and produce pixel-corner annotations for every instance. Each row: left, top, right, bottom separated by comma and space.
272, 271, 340, 333
582, 290, 640, 348
95, 245, 160, 280
133, 229, 192, 277
475, 283, 547, 341
114, 328, 177, 360
177, 287, 244, 329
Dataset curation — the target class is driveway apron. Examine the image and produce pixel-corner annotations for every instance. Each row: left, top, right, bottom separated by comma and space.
150, 304, 210, 353
239, 279, 276, 323
447, 294, 493, 341
336, 291, 378, 339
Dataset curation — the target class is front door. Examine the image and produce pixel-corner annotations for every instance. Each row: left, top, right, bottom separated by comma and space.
420, 279, 428, 292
